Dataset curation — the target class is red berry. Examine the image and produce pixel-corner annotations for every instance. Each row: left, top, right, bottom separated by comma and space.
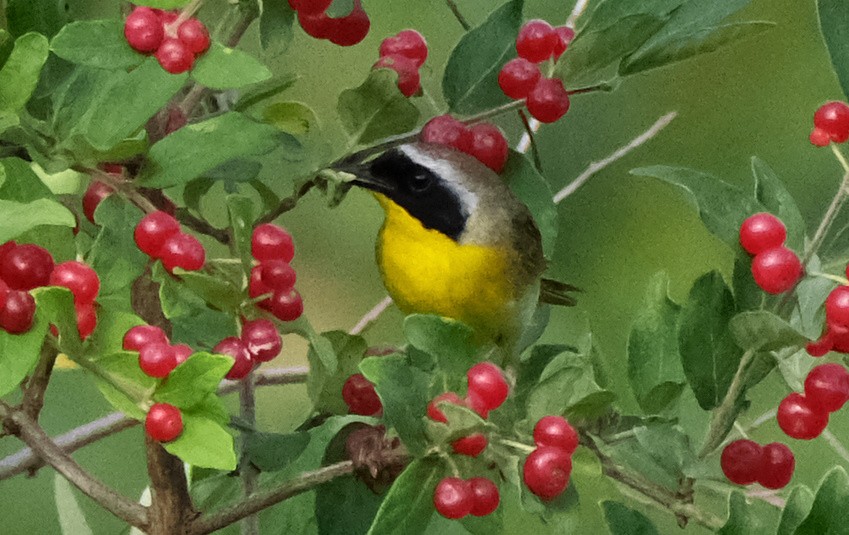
552, 26, 574, 60
288, 0, 301, 9
826, 286, 849, 331
466, 123, 509, 173
249, 266, 273, 310
720, 439, 763, 485
739, 213, 787, 255
342, 373, 382, 416
814, 101, 849, 143
526, 78, 570, 123
124, 7, 165, 53
0, 290, 36, 334
533, 416, 579, 454
516, 19, 558, 63
0, 241, 16, 266
241, 319, 282, 362
145, 403, 183, 442
252, 224, 295, 263
298, 10, 334, 39
172, 343, 193, 364
421, 115, 473, 152
452, 433, 488, 457
804, 363, 849, 413
498, 58, 542, 100
466, 362, 509, 411
0, 244, 54, 291
327, 1, 370, 47
468, 477, 499, 517
523, 446, 572, 501
155, 39, 195, 74
215, 337, 254, 380
50, 261, 100, 305
465, 390, 491, 419
75, 302, 97, 340
777, 392, 829, 440
135, 211, 181, 258
373, 54, 421, 97
751, 247, 802, 294
427, 392, 464, 423
297, 0, 332, 15
82, 181, 115, 224
270, 289, 304, 321
177, 18, 210, 54
810, 127, 831, 147
379, 29, 428, 67
123, 325, 169, 351
159, 233, 205, 273
758, 442, 795, 489
433, 477, 473, 519
0, 278, 8, 310
806, 332, 834, 357
261, 260, 297, 292
139, 342, 178, 378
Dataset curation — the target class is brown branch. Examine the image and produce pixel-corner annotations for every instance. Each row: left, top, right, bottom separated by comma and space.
146, 436, 198, 535
257, 180, 318, 224
21, 345, 58, 421
189, 461, 355, 535
175, 208, 232, 245
238, 373, 260, 535
445, 0, 471, 31
0, 402, 148, 529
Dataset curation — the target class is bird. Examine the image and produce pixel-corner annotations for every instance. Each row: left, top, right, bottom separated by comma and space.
343, 141, 576, 355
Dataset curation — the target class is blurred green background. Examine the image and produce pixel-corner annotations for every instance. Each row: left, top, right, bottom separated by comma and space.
2, 0, 849, 532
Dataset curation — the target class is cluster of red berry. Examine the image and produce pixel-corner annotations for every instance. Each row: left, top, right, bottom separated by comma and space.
433, 476, 499, 520
124, 6, 211, 74
498, 20, 573, 124
721, 440, 795, 489
808, 286, 849, 355
213, 318, 283, 381
50, 261, 101, 340
135, 211, 206, 274
248, 224, 304, 322
523, 416, 577, 501
123, 324, 192, 378
421, 116, 509, 173
739, 213, 802, 294
809, 101, 849, 147
342, 373, 382, 416
777, 363, 849, 440
372, 30, 428, 97
291, 0, 370, 47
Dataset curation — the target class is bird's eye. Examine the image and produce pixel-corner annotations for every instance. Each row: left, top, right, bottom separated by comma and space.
410, 172, 432, 192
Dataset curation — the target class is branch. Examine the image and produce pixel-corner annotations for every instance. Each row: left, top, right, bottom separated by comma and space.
257, 179, 318, 224
445, 0, 471, 31
145, 436, 198, 534
0, 402, 148, 529
189, 461, 355, 535
349, 296, 394, 335
239, 373, 260, 535
21, 345, 58, 421
698, 349, 756, 458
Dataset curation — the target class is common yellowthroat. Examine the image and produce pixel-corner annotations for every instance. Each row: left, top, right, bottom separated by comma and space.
345, 142, 576, 352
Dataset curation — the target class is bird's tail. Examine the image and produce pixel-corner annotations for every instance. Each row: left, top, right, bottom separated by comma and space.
539, 278, 580, 307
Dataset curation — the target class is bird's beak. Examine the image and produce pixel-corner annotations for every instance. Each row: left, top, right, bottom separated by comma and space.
336, 162, 394, 195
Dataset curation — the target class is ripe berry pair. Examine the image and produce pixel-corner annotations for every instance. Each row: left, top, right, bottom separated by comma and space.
421, 115, 509, 174
373, 30, 428, 97
739, 213, 802, 294
146, 402, 183, 442
777, 363, 849, 440
810, 101, 849, 147
523, 416, 578, 501
721, 439, 795, 489
124, 6, 211, 74
498, 20, 574, 124
433, 476, 499, 519
213, 318, 283, 380
293, 0, 370, 47
50, 260, 101, 340
342, 373, 382, 416
135, 211, 206, 273
248, 223, 304, 322
0, 242, 58, 335
808, 285, 849, 356
123, 324, 192, 378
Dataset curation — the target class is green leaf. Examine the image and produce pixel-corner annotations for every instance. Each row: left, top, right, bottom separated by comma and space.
84, 310, 144, 360
259, 0, 295, 54
89, 352, 157, 420
84, 57, 187, 150
174, 269, 244, 312
404, 314, 478, 387
50, 66, 116, 141
33, 286, 81, 355
0, 32, 49, 113
776, 485, 814, 535
366, 458, 442, 535
316, 475, 384, 535
0, 300, 50, 397
245, 431, 310, 472
602, 500, 660, 534
87, 197, 147, 304
162, 412, 237, 470
131, 0, 192, 7
751, 157, 806, 252
5, 0, 68, 38
307, 330, 367, 414
50, 20, 144, 70
359, 354, 431, 455
718, 491, 761, 534
678, 271, 741, 410
263, 102, 318, 136
633, 423, 694, 479
732, 255, 763, 312
0, 157, 53, 201
337, 69, 420, 145
441, 0, 522, 114
191, 42, 273, 90
792, 257, 833, 339
627, 272, 686, 414
632, 165, 763, 250
793, 467, 849, 535
53, 475, 93, 535
503, 151, 558, 258
234, 73, 299, 111
729, 311, 808, 352
139, 112, 294, 188
225, 194, 255, 278
817, 0, 849, 101
526, 354, 615, 421
0, 198, 75, 243
154, 352, 233, 409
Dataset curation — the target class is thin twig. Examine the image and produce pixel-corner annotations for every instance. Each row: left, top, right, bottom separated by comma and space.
822, 429, 849, 465
349, 296, 394, 335
445, 0, 471, 31
239, 373, 260, 535
553, 112, 677, 203
698, 349, 756, 459
22, 345, 58, 421
566, 0, 591, 29
517, 110, 543, 171
80, 167, 158, 214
